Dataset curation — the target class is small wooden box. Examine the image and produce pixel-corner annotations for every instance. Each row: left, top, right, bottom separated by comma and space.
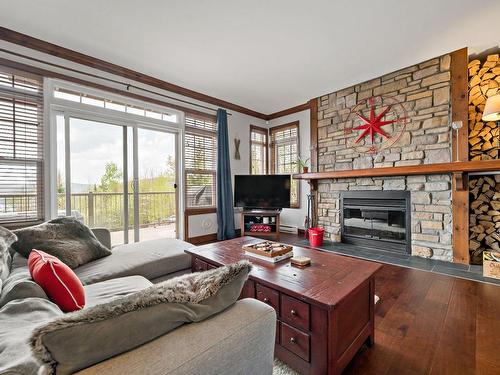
242, 241, 293, 258
483, 251, 500, 280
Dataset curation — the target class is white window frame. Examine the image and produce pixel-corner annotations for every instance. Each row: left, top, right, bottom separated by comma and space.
44, 79, 186, 239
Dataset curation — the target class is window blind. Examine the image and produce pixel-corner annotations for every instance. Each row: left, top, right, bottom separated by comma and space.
270, 123, 299, 208
0, 67, 44, 223
185, 113, 217, 208
250, 125, 268, 175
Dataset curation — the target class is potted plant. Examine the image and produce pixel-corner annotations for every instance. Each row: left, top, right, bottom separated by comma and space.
296, 157, 310, 173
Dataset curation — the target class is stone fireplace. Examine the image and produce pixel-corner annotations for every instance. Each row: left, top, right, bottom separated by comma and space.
341, 191, 411, 254
318, 175, 453, 261
314, 53, 456, 261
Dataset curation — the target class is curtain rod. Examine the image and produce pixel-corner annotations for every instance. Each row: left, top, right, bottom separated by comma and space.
0, 48, 232, 116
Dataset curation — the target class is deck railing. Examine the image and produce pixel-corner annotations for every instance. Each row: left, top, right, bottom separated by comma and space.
0, 192, 176, 230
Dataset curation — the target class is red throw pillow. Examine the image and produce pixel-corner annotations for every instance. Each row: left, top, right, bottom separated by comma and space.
28, 249, 85, 312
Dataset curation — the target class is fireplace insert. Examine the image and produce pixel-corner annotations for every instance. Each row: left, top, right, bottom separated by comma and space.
340, 191, 411, 254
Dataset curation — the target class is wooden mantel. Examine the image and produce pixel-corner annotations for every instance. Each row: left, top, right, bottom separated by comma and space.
293, 160, 500, 182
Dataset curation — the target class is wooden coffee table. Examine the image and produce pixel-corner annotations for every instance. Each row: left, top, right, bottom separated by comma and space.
185, 236, 382, 375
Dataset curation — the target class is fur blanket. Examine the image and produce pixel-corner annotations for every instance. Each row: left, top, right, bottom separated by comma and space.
30, 260, 251, 374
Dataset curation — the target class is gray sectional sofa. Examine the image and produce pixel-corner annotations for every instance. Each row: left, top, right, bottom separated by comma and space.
0, 228, 276, 375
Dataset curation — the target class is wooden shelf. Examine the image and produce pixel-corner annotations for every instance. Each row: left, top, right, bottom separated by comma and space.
293, 160, 500, 180
243, 231, 276, 236
241, 210, 281, 241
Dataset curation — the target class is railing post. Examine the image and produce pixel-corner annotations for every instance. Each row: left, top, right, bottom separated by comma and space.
88, 192, 94, 228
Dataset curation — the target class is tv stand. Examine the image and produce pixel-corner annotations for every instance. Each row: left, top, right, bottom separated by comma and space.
241, 210, 281, 240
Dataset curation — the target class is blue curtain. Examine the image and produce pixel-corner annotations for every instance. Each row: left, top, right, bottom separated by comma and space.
216, 108, 236, 240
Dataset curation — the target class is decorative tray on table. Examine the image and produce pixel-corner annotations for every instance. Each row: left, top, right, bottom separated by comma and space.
242, 241, 293, 263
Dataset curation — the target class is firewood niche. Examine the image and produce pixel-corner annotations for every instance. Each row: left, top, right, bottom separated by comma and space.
468, 53, 500, 161
469, 174, 500, 264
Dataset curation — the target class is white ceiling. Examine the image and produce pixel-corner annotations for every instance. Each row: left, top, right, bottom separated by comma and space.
1, 0, 499, 114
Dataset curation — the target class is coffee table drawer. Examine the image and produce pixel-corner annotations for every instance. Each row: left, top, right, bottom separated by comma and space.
256, 284, 280, 314
192, 258, 208, 272
281, 322, 310, 362
280, 294, 310, 331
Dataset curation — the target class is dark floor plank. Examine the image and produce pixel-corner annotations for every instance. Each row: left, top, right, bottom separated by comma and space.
475, 283, 500, 374
429, 278, 478, 375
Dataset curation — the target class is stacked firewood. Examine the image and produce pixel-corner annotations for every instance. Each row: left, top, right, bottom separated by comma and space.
469, 175, 500, 264
468, 54, 500, 161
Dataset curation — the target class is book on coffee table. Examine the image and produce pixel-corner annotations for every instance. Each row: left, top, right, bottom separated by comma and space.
245, 250, 293, 263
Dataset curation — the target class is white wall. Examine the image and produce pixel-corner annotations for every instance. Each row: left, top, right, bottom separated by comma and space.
269, 110, 311, 230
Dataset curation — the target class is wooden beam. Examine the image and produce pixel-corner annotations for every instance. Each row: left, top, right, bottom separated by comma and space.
294, 160, 500, 180
0, 26, 268, 119
450, 48, 469, 162
309, 98, 319, 172
450, 48, 471, 264
452, 172, 469, 264
267, 102, 310, 120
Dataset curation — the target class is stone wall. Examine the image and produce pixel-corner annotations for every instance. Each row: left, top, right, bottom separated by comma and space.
317, 54, 452, 170
315, 53, 455, 261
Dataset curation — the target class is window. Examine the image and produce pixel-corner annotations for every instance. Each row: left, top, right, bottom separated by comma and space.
270, 122, 299, 208
0, 67, 44, 224
185, 112, 217, 208
250, 125, 268, 175
50, 81, 182, 244
53, 87, 178, 123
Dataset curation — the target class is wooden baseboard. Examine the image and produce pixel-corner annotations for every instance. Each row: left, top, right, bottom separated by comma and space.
188, 229, 241, 245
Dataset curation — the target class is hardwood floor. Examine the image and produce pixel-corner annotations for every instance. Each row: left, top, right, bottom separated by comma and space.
276, 233, 500, 375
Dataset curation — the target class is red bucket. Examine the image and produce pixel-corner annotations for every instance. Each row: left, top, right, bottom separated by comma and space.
308, 227, 324, 247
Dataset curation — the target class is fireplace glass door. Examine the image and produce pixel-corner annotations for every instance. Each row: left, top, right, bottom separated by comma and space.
343, 207, 406, 242
341, 191, 410, 254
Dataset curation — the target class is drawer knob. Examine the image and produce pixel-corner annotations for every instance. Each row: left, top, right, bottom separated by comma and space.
290, 309, 297, 316
263, 297, 269, 303
290, 337, 297, 344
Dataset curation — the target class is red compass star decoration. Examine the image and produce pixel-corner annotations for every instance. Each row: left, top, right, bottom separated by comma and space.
343, 95, 408, 155
353, 98, 396, 144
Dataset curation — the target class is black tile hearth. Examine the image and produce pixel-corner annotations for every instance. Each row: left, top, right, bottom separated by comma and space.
281, 235, 500, 286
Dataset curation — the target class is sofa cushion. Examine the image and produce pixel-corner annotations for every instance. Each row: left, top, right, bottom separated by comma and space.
0, 226, 17, 286
29, 250, 85, 312
30, 261, 251, 375
12, 217, 112, 269
74, 238, 192, 285
0, 298, 62, 375
0, 265, 48, 308
84, 276, 152, 308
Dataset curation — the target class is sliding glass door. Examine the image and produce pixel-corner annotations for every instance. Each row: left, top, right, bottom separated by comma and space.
55, 113, 178, 245
135, 128, 177, 242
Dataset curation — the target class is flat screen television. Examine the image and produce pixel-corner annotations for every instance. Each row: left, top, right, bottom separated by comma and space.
234, 175, 291, 209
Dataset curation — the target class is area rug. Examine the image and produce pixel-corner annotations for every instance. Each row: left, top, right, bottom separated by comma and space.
272, 295, 380, 375
273, 359, 300, 375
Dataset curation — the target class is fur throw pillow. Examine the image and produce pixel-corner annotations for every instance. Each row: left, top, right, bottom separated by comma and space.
12, 217, 111, 269
0, 226, 17, 284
